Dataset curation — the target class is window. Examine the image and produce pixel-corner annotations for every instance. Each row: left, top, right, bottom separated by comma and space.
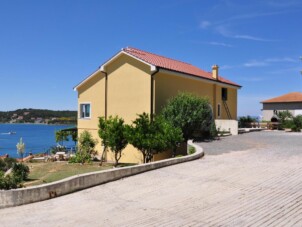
80, 103, 91, 119
217, 104, 221, 118
222, 88, 228, 101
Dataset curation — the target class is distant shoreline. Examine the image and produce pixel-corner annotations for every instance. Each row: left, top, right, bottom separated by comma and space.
0, 123, 75, 126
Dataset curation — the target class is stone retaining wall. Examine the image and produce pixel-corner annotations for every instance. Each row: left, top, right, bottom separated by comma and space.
0, 141, 203, 209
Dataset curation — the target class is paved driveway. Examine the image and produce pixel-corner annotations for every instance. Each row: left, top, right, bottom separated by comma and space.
1, 131, 302, 226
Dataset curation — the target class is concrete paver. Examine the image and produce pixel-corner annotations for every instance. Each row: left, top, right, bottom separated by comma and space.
1, 131, 302, 226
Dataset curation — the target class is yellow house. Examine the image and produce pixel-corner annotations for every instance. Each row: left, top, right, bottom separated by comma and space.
74, 47, 241, 163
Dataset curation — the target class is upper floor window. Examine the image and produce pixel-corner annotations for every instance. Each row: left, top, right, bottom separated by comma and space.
80, 103, 91, 119
222, 88, 228, 101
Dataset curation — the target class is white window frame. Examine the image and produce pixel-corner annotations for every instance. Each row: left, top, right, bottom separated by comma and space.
79, 103, 91, 119
217, 103, 221, 118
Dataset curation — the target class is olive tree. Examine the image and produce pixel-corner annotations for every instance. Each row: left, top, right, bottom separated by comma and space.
161, 92, 216, 141
99, 116, 128, 167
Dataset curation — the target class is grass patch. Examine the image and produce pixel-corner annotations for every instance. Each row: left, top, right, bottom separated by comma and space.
24, 162, 113, 187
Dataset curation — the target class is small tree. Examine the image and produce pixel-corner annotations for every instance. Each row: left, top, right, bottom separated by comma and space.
126, 113, 152, 163
16, 138, 25, 161
99, 116, 128, 167
69, 130, 78, 146
55, 130, 69, 146
126, 113, 183, 163
76, 130, 98, 164
161, 92, 215, 141
157, 116, 183, 157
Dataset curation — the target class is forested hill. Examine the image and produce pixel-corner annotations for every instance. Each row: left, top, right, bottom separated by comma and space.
0, 108, 77, 124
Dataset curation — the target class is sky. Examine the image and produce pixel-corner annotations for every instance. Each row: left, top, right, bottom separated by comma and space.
0, 0, 301, 116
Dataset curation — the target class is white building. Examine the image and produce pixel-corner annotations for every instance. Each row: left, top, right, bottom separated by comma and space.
261, 92, 302, 121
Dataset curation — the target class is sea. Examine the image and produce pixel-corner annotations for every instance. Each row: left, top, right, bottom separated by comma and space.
0, 124, 75, 158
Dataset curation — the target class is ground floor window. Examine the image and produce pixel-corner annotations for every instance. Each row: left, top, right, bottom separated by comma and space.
217, 103, 221, 118
80, 103, 91, 119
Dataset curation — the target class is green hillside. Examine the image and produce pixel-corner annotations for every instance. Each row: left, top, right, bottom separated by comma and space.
0, 108, 77, 124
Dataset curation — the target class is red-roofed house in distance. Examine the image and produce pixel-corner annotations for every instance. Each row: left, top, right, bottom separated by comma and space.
261, 92, 302, 121
74, 47, 241, 164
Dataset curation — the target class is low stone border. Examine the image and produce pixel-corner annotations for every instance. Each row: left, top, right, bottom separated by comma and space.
0, 141, 203, 209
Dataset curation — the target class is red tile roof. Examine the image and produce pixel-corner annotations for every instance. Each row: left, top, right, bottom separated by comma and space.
261, 92, 302, 103
123, 47, 240, 87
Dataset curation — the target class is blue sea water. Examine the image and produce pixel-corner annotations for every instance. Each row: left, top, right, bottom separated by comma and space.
0, 124, 75, 158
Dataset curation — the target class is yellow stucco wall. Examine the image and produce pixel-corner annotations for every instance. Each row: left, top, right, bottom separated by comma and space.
154, 71, 237, 120
77, 71, 106, 153
215, 85, 237, 120
106, 54, 151, 124
154, 71, 214, 115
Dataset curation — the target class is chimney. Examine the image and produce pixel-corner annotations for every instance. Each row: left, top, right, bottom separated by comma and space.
212, 65, 219, 80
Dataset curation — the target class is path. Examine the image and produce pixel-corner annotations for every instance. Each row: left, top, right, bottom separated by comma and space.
1, 131, 302, 226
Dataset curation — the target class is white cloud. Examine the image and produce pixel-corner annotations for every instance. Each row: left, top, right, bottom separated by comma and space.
214, 25, 273, 42
265, 57, 297, 63
267, 0, 302, 8
200, 20, 211, 29
243, 60, 268, 67
190, 40, 232, 48
243, 57, 298, 68
198, 7, 293, 42
233, 35, 273, 42
268, 66, 301, 74
220, 65, 235, 70
208, 41, 232, 47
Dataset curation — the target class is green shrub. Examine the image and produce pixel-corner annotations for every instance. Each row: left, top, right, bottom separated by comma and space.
292, 115, 302, 131
238, 116, 256, 128
282, 120, 295, 129
0, 171, 20, 190
208, 121, 218, 138
0, 159, 7, 172
0, 157, 17, 172
68, 152, 91, 164
188, 146, 196, 155
161, 92, 215, 141
277, 110, 293, 123
12, 163, 30, 181
69, 131, 97, 164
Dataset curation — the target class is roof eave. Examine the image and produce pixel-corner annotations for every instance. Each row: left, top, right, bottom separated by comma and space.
74, 50, 157, 91
262, 101, 302, 104
158, 68, 241, 89
73, 68, 101, 91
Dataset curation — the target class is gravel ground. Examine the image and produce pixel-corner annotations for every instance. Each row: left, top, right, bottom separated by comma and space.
1, 131, 302, 227
197, 130, 302, 156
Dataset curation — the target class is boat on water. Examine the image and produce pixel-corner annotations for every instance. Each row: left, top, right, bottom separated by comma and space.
1, 132, 16, 135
